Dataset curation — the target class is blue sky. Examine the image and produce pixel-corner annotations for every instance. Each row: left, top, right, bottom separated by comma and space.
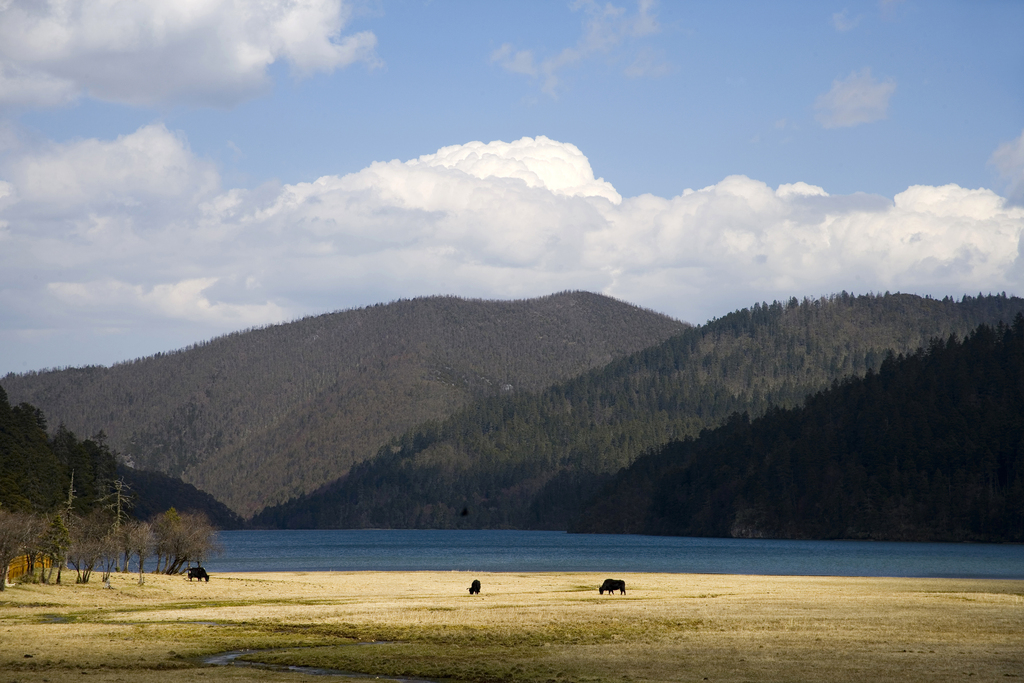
1, 0, 1023, 375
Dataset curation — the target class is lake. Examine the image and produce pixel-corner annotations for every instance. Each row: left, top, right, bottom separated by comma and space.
205, 530, 1024, 579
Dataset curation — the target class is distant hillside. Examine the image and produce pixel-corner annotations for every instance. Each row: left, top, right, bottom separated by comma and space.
571, 316, 1024, 542
117, 466, 245, 530
252, 292, 1024, 530
1, 384, 244, 527
1, 292, 686, 516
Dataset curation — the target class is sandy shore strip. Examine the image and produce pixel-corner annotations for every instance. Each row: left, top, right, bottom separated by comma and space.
2, 570, 1022, 682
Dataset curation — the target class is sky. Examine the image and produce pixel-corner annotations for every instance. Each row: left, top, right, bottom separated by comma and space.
1, 0, 1023, 376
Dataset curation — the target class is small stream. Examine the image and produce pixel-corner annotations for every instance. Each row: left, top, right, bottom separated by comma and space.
203, 647, 438, 682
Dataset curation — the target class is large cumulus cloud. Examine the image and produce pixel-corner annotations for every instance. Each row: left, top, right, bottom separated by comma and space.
0, 0, 378, 107
1, 128, 1022, 372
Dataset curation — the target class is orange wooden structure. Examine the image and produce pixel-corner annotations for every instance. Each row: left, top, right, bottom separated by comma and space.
5, 554, 52, 583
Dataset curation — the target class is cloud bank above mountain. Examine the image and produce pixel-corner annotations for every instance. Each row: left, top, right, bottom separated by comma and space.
2, 127, 1022, 373
0, 0, 378, 107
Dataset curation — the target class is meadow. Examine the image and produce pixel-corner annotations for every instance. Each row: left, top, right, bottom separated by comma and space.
1, 570, 1022, 682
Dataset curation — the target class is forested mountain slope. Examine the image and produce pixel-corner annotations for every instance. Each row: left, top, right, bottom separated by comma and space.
1, 292, 686, 516
116, 466, 244, 529
0, 385, 115, 515
252, 292, 1024, 530
571, 316, 1024, 542
2, 385, 246, 527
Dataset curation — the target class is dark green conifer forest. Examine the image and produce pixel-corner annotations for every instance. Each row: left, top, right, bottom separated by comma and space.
1, 384, 236, 526
253, 292, 1024, 533
0, 384, 114, 514
572, 315, 1024, 542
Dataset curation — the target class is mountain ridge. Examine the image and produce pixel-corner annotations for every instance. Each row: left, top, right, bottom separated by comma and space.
252, 292, 1024, 531
1, 291, 687, 516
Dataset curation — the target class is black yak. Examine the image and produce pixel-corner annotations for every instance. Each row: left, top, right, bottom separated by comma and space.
599, 578, 625, 595
469, 579, 481, 594
187, 565, 210, 582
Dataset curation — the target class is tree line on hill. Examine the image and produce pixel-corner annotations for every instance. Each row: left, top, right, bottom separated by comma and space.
1, 385, 113, 516
0, 385, 221, 588
252, 292, 1024, 533
1, 292, 686, 517
571, 315, 1024, 542
6, 290, 1023, 544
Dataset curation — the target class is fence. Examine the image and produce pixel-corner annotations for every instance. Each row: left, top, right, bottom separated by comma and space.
5, 554, 53, 583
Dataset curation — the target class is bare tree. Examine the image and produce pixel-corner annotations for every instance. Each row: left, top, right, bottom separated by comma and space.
38, 513, 70, 584
101, 477, 134, 571
121, 520, 153, 585
0, 509, 37, 591
113, 520, 134, 575
19, 514, 47, 579
67, 509, 116, 584
152, 508, 219, 575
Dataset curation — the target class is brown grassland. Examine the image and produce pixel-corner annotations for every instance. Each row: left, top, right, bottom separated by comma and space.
1, 570, 1022, 682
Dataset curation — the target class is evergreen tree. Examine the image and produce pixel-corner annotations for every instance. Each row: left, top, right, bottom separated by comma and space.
572, 315, 1024, 542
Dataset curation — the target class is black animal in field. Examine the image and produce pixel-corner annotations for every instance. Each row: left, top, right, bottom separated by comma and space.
599, 578, 625, 595
187, 565, 210, 582
469, 579, 481, 595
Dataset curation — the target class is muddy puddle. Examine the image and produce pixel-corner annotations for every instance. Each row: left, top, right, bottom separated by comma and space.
204, 647, 437, 682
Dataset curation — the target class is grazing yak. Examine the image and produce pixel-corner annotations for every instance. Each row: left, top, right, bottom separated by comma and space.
599, 578, 625, 595
469, 579, 481, 595
187, 565, 210, 582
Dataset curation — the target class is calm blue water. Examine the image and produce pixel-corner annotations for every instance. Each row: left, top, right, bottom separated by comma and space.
204, 530, 1024, 579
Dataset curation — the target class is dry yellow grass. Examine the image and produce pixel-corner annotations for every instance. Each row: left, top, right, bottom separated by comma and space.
1, 570, 1022, 682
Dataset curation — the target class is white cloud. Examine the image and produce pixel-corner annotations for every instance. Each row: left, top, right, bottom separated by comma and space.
48, 277, 287, 324
490, 44, 537, 76
990, 129, 1024, 205
1, 129, 1022, 373
494, 0, 664, 95
624, 47, 671, 79
775, 182, 828, 198
411, 136, 621, 204
0, 0, 379, 108
3, 124, 218, 209
815, 68, 896, 129
631, 0, 660, 38
0, 63, 78, 108
832, 9, 861, 32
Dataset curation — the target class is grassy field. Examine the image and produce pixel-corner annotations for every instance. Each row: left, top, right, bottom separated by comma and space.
1, 570, 1022, 682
